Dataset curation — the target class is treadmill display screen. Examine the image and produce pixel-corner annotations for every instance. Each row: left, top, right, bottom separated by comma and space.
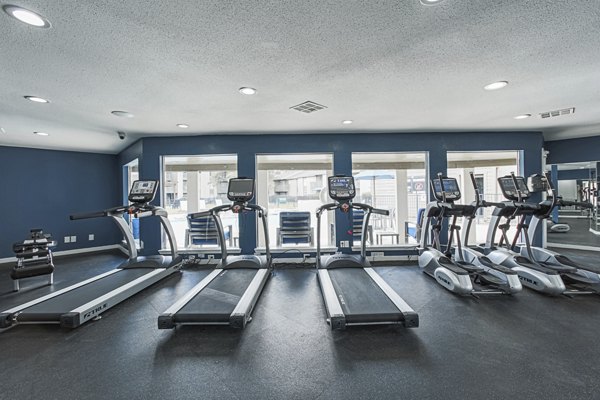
498, 176, 530, 200
228, 178, 255, 202
431, 178, 461, 201
328, 176, 356, 201
128, 180, 159, 203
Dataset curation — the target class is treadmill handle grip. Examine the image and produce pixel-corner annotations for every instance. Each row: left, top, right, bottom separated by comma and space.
189, 210, 213, 219
70, 211, 107, 220
370, 208, 390, 216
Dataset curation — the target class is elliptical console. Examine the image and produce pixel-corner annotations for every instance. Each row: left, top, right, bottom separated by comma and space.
431, 177, 461, 201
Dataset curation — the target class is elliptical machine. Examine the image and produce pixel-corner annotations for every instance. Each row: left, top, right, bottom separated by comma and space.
483, 173, 568, 296
458, 173, 522, 294
518, 173, 600, 294
419, 174, 516, 295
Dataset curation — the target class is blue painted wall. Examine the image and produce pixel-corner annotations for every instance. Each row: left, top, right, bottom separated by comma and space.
546, 135, 600, 164
557, 168, 593, 181
118, 131, 544, 254
0, 146, 122, 258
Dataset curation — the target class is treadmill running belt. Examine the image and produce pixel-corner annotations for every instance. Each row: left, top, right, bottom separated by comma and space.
328, 268, 403, 324
174, 269, 259, 323
17, 268, 153, 322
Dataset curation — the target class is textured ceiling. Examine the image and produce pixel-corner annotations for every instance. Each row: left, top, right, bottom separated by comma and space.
1, 0, 600, 154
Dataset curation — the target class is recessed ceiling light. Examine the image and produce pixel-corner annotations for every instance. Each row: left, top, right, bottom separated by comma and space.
579, 167, 585, 169
176, 124, 189, 128
239, 87, 257, 95
111, 111, 134, 118
484, 81, 509, 91
342, 120, 353, 125
3, 5, 51, 28
24, 95, 50, 103
514, 114, 531, 120
420, 0, 445, 5
0, 127, 6, 134
34, 131, 49, 136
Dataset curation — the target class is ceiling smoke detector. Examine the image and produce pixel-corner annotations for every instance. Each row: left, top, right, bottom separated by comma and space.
290, 101, 328, 114
539, 107, 575, 119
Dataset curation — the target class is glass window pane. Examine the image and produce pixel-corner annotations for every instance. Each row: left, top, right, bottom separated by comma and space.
162, 155, 238, 250
352, 152, 428, 246
256, 154, 334, 248
446, 151, 520, 245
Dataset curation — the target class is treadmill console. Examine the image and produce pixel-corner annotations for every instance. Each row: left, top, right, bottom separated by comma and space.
498, 175, 530, 200
328, 176, 356, 201
129, 180, 159, 204
431, 177, 461, 201
227, 178, 255, 202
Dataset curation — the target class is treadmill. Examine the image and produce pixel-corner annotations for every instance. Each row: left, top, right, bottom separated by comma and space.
0, 180, 182, 330
316, 175, 419, 330
158, 177, 272, 329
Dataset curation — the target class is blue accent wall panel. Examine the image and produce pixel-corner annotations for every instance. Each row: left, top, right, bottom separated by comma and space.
121, 131, 544, 254
546, 135, 600, 164
557, 168, 593, 181
0, 146, 122, 258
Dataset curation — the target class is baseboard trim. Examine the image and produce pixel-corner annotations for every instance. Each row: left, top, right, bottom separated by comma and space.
0, 244, 126, 264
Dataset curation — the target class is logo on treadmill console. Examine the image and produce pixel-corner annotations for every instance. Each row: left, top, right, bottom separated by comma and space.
83, 303, 107, 320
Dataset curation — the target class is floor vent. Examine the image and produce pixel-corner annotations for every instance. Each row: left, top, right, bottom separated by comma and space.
290, 101, 327, 114
540, 107, 575, 119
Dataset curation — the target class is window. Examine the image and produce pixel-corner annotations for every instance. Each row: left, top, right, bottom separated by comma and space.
162, 155, 238, 250
447, 151, 520, 245
256, 154, 334, 248
352, 152, 428, 246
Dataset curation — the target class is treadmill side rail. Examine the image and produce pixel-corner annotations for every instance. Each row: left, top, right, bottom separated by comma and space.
63, 268, 174, 328
230, 268, 270, 328
317, 270, 346, 330
157, 269, 222, 329
0, 269, 122, 327
364, 268, 419, 328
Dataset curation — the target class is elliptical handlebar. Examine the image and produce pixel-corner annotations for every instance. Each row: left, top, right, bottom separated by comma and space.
514, 202, 541, 211
481, 200, 506, 209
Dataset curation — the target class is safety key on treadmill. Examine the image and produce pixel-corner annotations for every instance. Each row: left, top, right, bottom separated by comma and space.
232, 204, 242, 213
341, 203, 350, 213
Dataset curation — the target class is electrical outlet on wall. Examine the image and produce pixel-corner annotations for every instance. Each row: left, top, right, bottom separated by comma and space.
64, 236, 71, 243
89, 234, 95, 241
340, 240, 350, 248
70, 236, 77, 243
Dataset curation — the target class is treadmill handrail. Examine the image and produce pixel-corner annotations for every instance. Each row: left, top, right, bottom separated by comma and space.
316, 201, 387, 265
70, 203, 178, 260
189, 202, 271, 265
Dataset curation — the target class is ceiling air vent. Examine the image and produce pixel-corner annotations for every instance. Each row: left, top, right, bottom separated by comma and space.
290, 101, 327, 114
539, 107, 575, 119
